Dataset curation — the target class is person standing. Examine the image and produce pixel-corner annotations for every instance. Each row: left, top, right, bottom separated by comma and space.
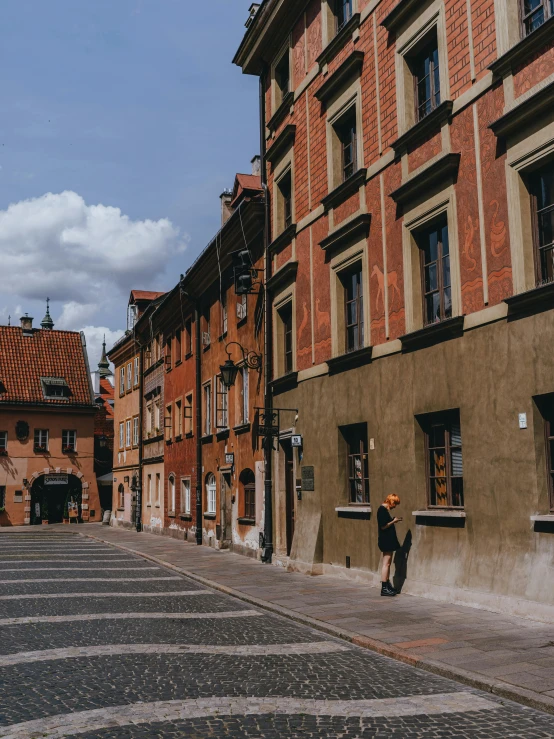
377, 494, 402, 596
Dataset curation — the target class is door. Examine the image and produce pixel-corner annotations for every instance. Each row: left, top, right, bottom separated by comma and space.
285, 443, 295, 556
220, 472, 232, 549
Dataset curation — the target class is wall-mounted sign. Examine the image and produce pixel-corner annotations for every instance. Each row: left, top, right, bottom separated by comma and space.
44, 475, 68, 486
519, 413, 528, 430
225, 453, 235, 466
301, 466, 315, 492
291, 435, 302, 448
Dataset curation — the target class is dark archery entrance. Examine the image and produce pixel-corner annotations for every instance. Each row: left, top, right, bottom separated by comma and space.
30, 473, 83, 525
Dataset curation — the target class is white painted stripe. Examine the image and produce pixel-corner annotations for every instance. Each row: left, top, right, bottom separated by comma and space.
0, 610, 261, 626
0, 558, 138, 563
0, 590, 211, 601
0, 577, 181, 584
0, 567, 160, 572
0, 693, 499, 737
0, 641, 347, 667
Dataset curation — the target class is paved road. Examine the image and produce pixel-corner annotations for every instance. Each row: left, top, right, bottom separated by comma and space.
0, 531, 553, 738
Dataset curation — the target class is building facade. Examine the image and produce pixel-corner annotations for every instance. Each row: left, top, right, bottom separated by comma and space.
90, 338, 115, 512
235, 0, 554, 618
0, 311, 100, 526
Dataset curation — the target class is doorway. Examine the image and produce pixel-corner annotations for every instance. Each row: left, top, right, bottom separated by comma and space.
219, 471, 232, 549
30, 474, 83, 524
284, 443, 295, 556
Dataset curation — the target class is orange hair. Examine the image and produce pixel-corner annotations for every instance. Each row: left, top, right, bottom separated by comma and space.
384, 494, 400, 507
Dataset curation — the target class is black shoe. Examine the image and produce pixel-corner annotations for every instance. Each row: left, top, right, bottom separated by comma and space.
381, 583, 396, 597
387, 580, 399, 594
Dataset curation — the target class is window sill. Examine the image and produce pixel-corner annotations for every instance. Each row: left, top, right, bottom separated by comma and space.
144, 434, 164, 445
233, 423, 251, 436
319, 213, 371, 256
268, 222, 297, 255
185, 352, 193, 360
174, 434, 183, 443
180, 513, 193, 521
317, 13, 361, 67
266, 124, 296, 165
315, 50, 364, 105
413, 510, 466, 528
267, 91, 294, 132
336, 506, 371, 520
531, 514, 554, 522
185, 431, 194, 439
203, 512, 216, 520
270, 371, 299, 396
392, 100, 453, 155
168, 512, 176, 518
327, 345, 373, 376
216, 429, 230, 441
117, 507, 125, 512
390, 153, 460, 206
175, 360, 182, 367
237, 517, 256, 526
413, 509, 466, 518
144, 358, 164, 377
218, 332, 228, 342
490, 79, 554, 139
321, 168, 367, 212
203, 344, 211, 353
489, 15, 554, 77
267, 261, 298, 294
400, 316, 464, 353
505, 280, 554, 317
201, 434, 214, 444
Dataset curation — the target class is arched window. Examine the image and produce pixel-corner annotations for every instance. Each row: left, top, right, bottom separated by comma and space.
168, 474, 176, 513
117, 484, 124, 510
239, 468, 256, 520
205, 473, 216, 514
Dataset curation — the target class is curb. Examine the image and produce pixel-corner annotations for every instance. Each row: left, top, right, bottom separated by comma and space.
82, 530, 554, 717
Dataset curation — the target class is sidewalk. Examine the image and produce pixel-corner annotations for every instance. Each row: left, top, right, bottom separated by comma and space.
81, 524, 554, 715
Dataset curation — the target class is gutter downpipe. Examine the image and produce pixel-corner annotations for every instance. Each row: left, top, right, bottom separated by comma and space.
195, 304, 203, 546
260, 66, 274, 564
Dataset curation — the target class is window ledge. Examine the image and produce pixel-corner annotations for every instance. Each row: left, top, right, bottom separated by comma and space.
144, 434, 164, 445
269, 222, 297, 255
490, 16, 554, 77
203, 512, 216, 520
267, 91, 294, 132
490, 79, 554, 138
530, 515, 554, 522
185, 431, 194, 439
267, 261, 298, 294
175, 359, 182, 367
400, 316, 464, 353
144, 358, 164, 377
185, 352, 193, 360
233, 422, 251, 436
413, 509, 466, 517
271, 371, 299, 396
381, 0, 420, 32
321, 168, 367, 212
201, 434, 214, 445
237, 517, 256, 526
392, 100, 454, 155
505, 280, 554, 317
320, 213, 371, 255
327, 345, 373, 376
317, 13, 361, 67
266, 124, 296, 165
180, 513, 193, 521
168, 512, 176, 518
174, 434, 183, 443
315, 50, 364, 104
216, 429, 230, 441
336, 506, 371, 519
390, 153, 460, 206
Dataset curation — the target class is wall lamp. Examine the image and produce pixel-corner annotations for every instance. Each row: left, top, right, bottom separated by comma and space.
219, 341, 262, 389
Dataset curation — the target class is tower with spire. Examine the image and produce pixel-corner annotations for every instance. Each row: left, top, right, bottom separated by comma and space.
40, 298, 54, 330
97, 335, 112, 378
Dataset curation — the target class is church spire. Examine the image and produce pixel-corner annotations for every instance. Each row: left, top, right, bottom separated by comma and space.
40, 298, 54, 330
98, 335, 112, 377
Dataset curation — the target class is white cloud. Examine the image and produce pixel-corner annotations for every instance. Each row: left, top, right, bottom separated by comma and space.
82, 326, 126, 371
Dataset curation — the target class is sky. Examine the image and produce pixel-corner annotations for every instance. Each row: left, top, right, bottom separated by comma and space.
0, 0, 259, 366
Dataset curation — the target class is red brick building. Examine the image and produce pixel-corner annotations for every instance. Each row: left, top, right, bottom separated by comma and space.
235, 0, 554, 618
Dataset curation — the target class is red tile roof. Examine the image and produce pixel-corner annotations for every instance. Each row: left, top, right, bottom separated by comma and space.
0, 326, 94, 407
231, 173, 263, 207
130, 290, 166, 303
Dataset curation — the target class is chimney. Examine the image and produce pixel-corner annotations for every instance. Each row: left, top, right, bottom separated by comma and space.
220, 189, 233, 227
20, 314, 34, 336
251, 155, 261, 177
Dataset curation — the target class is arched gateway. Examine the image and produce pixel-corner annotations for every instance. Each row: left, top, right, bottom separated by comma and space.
29, 469, 87, 525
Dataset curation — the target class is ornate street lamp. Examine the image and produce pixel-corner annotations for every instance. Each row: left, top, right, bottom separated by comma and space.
219, 342, 262, 389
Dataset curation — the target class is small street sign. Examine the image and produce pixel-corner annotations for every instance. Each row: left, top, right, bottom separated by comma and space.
291, 435, 302, 447
44, 475, 68, 486
225, 452, 235, 465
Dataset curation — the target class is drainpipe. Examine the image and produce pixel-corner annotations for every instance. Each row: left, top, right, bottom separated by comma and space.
260, 66, 274, 564
195, 305, 203, 545
135, 344, 144, 533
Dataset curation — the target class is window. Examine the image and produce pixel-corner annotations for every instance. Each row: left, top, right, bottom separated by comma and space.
536, 394, 554, 512
155, 473, 161, 506
154, 399, 161, 434
175, 329, 182, 364
126, 419, 131, 448
62, 430, 77, 453
168, 475, 176, 513
181, 478, 191, 515
119, 422, 124, 450
185, 318, 193, 356
206, 473, 217, 514
133, 416, 139, 446
185, 393, 194, 435
0, 486, 5, 510
133, 357, 139, 387
127, 363, 132, 391
418, 220, 451, 325
237, 293, 247, 322
530, 166, 554, 286
120, 367, 125, 395
165, 405, 172, 442
147, 474, 152, 505
165, 336, 172, 370
118, 484, 125, 510
238, 368, 249, 425
274, 49, 290, 107
335, 107, 357, 182
422, 410, 464, 508
278, 303, 294, 373
216, 376, 229, 429
0, 431, 7, 455
221, 294, 228, 336
342, 265, 364, 353
240, 468, 256, 520
335, 0, 353, 32
412, 36, 440, 122
203, 382, 212, 435
342, 424, 370, 504
40, 377, 71, 400
277, 170, 293, 232
146, 402, 153, 436
34, 429, 49, 453
202, 307, 211, 347
522, 0, 554, 36
175, 399, 182, 438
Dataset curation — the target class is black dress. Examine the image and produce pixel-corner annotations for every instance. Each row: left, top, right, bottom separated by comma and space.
377, 505, 400, 553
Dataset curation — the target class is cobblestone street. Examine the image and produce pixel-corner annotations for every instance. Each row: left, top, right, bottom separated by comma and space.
1, 530, 553, 738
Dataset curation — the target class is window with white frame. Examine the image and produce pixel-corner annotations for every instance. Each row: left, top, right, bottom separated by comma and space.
62, 430, 77, 453
154, 399, 161, 434
119, 422, 124, 450
221, 293, 228, 336
203, 382, 212, 435
185, 393, 193, 435
237, 294, 247, 322
175, 399, 182, 438
206, 473, 216, 514
133, 356, 139, 386
147, 474, 152, 505
181, 478, 191, 514
165, 404, 172, 442
119, 367, 125, 395
168, 474, 176, 513
127, 362, 132, 391
34, 429, 49, 453
155, 473, 161, 506
133, 416, 139, 446
238, 367, 249, 425
126, 419, 131, 448
216, 376, 229, 429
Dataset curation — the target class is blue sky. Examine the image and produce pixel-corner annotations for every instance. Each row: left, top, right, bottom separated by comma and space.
0, 0, 259, 363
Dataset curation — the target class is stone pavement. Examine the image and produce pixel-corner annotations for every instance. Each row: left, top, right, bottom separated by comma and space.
83, 523, 554, 716
1, 528, 554, 738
